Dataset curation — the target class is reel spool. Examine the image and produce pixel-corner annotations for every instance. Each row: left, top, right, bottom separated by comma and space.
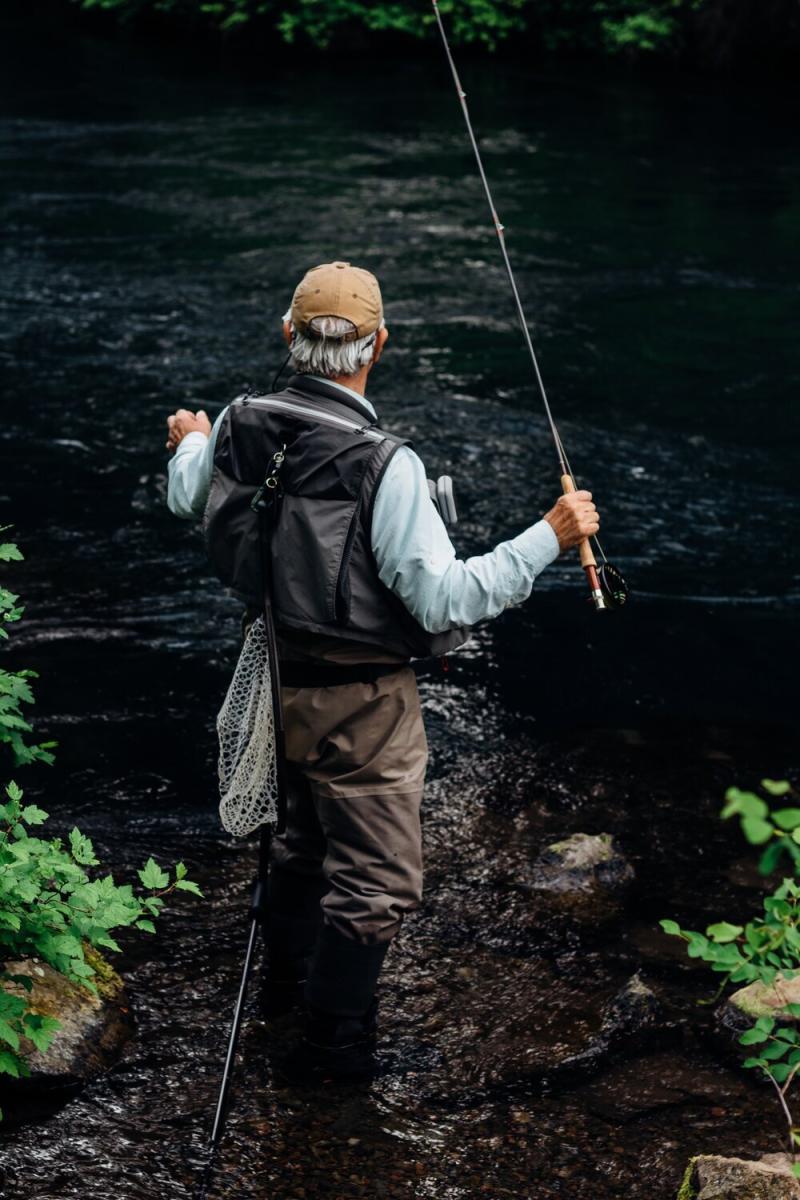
597, 561, 629, 609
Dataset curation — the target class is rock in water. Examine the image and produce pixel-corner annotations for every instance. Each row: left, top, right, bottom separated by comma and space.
528, 832, 634, 921
717, 975, 800, 1046
3, 950, 133, 1089
678, 1153, 800, 1199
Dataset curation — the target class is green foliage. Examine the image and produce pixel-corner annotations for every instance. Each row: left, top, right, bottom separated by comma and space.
0, 531, 56, 767
662, 778, 800, 1166
0, 532, 204, 1110
722, 782, 800, 875
71, 0, 707, 55
660, 875, 800, 990
0, 781, 204, 1093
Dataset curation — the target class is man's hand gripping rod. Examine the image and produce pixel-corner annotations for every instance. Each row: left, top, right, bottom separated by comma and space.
430, 0, 624, 612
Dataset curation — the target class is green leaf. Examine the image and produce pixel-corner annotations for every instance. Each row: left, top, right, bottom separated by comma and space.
741, 816, 774, 845
706, 922, 743, 943
763, 780, 792, 797
23, 1014, 60, 1053
21, 804, 48, 826
135, 919, 156, 934
792, 1163, 800, 1179
138, 858, 169, 890
69, 827, 98, 866
768, 1061, 792, 1083
660, 919, 682, 937
740, 1026, 771, 1045
759, 840, 787, 875
5, 782, 22, 802
772, 810, 800, 831
175, 862, 187, 880
175, 879, 203, 897
723, 788, 768, 820
760, 1041, 790, 1061
0, 544, 24, 562
0, 1049, 21, 1078
0, 1020, 20, 1051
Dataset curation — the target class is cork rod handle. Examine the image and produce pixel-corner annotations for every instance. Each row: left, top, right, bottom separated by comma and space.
560, 474, 597, 570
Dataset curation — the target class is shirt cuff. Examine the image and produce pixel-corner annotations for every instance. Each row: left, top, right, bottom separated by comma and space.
510, 518, 561, 576
173, 430, 209, 458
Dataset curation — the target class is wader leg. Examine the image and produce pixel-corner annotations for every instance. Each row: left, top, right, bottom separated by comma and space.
262, 765, 326, 1018
305, 922, 389, 1017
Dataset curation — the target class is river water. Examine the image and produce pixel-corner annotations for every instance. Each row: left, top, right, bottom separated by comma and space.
0, 15, 798, 1200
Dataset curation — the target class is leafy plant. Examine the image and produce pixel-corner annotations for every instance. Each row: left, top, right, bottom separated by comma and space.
0, 531, 56, 767
0, 780, 203, 1101
662, 779, 800, 1174
722, 779, 799, 875
0, 531, 203, 1113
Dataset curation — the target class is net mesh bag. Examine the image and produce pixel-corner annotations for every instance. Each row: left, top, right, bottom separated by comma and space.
217, 616, 278, 837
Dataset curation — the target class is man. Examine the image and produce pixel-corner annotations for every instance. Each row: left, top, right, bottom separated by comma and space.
165, 261, 599, 1081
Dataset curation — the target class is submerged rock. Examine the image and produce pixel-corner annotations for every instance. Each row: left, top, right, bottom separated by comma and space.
678, 1153, 800, 1199
717, 976, 800, 1046
2, 949, 133, 1089
526, 832, 634, 921
399, 951, 667, 1092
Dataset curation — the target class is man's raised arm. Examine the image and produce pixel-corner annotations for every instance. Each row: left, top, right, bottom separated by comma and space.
165, 408, 224, 521
371, 445, 598, 633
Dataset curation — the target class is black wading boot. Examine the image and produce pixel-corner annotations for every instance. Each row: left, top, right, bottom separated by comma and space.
274, 924, 389, 1086
260, 864, 326, 1024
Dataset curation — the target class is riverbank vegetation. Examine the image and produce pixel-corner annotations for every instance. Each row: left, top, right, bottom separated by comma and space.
662, 780, 800, 1172
44, 0, 800, 69
0, 534, 202, 1104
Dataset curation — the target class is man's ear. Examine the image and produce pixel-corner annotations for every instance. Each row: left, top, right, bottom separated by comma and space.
282, 320, 293, 348
372, 326, 389, 366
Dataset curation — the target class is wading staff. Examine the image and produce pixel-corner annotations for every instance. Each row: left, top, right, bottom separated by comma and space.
196, 451, 289, 1200
430, 0, 629, 610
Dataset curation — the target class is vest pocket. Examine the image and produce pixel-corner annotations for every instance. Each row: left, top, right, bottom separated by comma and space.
273, 494, 357, 626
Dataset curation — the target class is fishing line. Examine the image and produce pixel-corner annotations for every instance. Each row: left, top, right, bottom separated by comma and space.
430, 0, 627, 605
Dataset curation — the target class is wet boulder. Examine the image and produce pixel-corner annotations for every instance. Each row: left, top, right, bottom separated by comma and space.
716, 975, 800, 1047
525, 832, 634, 921
2, 950, 133, 1090
677, 1153, 800, 1199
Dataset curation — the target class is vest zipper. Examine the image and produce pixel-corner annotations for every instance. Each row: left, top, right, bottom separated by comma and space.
240, 396, 383, 442
334, 493, 363, 624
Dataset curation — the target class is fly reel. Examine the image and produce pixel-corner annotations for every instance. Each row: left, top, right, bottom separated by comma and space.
597, 561, 629, 609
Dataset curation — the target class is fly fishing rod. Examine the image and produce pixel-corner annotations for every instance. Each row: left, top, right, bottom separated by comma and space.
430, 0, 628, 610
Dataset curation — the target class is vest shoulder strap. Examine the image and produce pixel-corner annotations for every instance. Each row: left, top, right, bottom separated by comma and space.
231, 391, 388, 443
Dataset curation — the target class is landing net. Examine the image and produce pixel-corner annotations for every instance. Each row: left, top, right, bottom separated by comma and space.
217, 616, 278, 837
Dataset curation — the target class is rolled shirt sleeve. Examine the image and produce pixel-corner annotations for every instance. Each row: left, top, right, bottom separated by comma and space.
371, 446, 560, 634
166, 410, 226, 521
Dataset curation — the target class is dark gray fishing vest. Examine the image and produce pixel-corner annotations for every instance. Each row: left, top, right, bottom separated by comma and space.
203, 375, 469, 661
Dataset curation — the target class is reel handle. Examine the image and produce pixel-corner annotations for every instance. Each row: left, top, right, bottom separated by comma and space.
560, 474, 607, 611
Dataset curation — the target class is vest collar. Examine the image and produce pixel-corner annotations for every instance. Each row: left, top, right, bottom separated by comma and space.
286, 374, 377, 427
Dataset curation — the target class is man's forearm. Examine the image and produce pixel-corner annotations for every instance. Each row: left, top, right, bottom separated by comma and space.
167, 429, 216, 521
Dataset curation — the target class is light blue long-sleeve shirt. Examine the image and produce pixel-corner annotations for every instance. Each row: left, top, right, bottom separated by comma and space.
167, 377, 560, 633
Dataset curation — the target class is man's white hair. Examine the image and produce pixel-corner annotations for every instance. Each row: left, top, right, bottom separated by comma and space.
283, 309, 383, 380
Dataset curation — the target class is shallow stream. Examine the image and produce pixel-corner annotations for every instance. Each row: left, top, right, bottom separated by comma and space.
0, 17, 798, 1199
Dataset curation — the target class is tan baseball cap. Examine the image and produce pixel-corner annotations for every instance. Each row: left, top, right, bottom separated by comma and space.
290, 261, 383, 342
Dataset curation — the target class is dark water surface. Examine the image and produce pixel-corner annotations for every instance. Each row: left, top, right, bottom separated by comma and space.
0, 18, 798, 1200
